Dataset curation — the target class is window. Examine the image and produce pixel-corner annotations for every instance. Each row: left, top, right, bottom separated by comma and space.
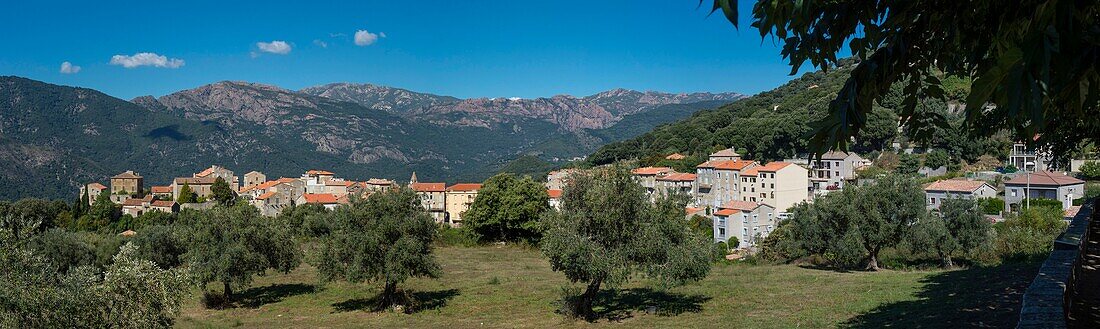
929, 197, 936, 205
718, 227, 725, 237
1011, 189, 1017, 197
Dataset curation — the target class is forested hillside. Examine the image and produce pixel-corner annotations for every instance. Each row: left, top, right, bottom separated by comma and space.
589, 60, 1011, 168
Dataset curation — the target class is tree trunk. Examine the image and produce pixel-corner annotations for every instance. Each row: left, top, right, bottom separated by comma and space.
379, 281, 398, 309
866, 251, 880, 271
942, 253, 954, 269
579, 278, 603, 321
223, 281, 233, 302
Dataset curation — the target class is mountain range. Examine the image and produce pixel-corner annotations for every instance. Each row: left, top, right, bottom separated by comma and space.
0, 76, 742, 200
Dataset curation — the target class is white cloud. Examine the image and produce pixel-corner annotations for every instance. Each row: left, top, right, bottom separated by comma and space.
59, 61, 81, 74
313, 39, 328, 48
257, 40, 292, 54
354, 30, 382, 46
109, 52, 185, 68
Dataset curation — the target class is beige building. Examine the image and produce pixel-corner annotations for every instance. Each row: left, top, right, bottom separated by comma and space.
709, 148, 742, 161
79, 183, 107, 205
740, 162, 808, 214
110, 171, 143, 195
445, 183, 482, 227
655, 172, 697, 199
194, 165, 239, 191
242, 178, 304, 216
630, 167, 674, 196
363, 178, 396, 193
810, 151, 865, 192
695, 160, 758, 211
546, 169, 580, 190
121, 196, 179, 217
171, 177, 217, 200
411, 182, 448, 223
243, 171, 266, 189
712, 200, 777, 249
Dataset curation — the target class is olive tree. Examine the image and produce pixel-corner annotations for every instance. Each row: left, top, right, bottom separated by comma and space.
316, 187, 441, 309
540, 166, 712, 320
179, 205, 300, 302
462, 173, 550, 243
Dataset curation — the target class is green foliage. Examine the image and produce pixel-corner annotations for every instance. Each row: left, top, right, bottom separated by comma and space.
0, 232, 188, 328
463, 173, 550, 243
131, 225, 186, 269
27, 229, 97, 273
704, 0, 1100, 160
994, 207, 1067, 258
1022, 198, 1064, 212
177, 184, 197, 204
278, 203, 334, 239
909, 198, 991, 268
688, 214, 714, 240
1080, 161, 1100, 180
924, 150, 951, 170
896, 154, 921, 175
316, 187, 441, 309
435, 225, 479, 247
210, 177, 237, 207
853, 106, 898, 153
539, 165, 712, 320
178, 205, 301, 301
978, 198, 1005, 216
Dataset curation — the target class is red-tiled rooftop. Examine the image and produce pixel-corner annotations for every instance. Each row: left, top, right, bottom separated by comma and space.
713, 160, 757, 171
447, 183, 483, 192
87, 182, 107, 190
714, 208, 740, 216
924, 179, 992, 193
302, 193, 340, 204
631, 166, 673, 175
306, 170, 335, 176
1004, 171, 1084, 186
150, 186, 172, 193
758, 162, 795, 172
411, 182, 446, 192
657, 173, 697, 182
256, 191, 278, 200
547, 189, 563, 198
741, 167, 760, 176
121, 198, 145, 206
720, 200, 763, 211
194, 167, 216, 178
151, 200, 176, 208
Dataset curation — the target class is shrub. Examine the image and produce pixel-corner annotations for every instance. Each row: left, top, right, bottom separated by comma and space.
979, 198, 1005, 215
436, 225, 478, 247
994, 206, 1067, 259
1022, 198, 1064, 212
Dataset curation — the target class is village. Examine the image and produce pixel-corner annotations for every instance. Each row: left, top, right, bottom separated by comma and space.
79, 139, 1093, 251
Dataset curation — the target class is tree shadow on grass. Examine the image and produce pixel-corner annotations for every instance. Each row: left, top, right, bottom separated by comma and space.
332, 288, 461, 314
840, 260, 1043, 328
593, 288, 711, 322
235, 283, 318, 309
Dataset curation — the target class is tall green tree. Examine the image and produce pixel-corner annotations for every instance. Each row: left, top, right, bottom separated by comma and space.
316, 187, 441, 309
88, 190, 119, 229
702, 0, 1099, 160
854, 174, 926, 270
910, 198, 992, 268
463, 173, 550, 243
177, 184, 197, 204
540, 166, 712, 320
179, 205, 300, 302
210, 177, 236, 206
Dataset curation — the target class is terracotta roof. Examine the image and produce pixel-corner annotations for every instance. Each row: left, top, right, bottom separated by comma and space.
657, 173, 697, 182
713, 160, 757, 171
174, 177, 216, 185
1004, 171, 1085, 186
151, 200, 176, 208
547, 189, 563, 198
631, 166, 673, 175
277, 177, 298, 183
665, 153, 686, 160
720, 200, 762, 211
302, 193, 340, 204
365, 178, 395, 185
741, 167, 760, 176
256, 191, 278, 200
121, 198, 145, 206
87, 182, 107, 190
119, 230, 137, 237
112, 171, 142, 179
325, 180, 352, 186
714, 208, 740, 216
1065, 206, 1081, 218
710, 148, 740, 158
150, 186, 172, 193
685, 207, 702, 216
924, 179, 993, 193
306, 170, 335, 176
758, 162, 795, 172
447, 183, 483, 192
411, 182, 446, 192
194, 167, 216, 178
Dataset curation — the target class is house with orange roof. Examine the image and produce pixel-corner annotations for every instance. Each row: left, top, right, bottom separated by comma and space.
193, 165, 239, 191
301, 170, 338, 193
121, 195, 179, 217
79, 182, 108, 206
739, 162, 808, 213
809, 151, 865, 192
296, 193, 346, 210
923, 179, 997, 210
630, 167, 673, 195
709, 148, 742, 161
1004, 171, 1085, 212
242, 178, 304, 216
665, 153, 686, 160
410, 182, 448, 222
548, 189, 564, 210
363, 178, 396, 193
546, 168, 580, 190
712, 200, 776, 248
150, 185, 173, 199
695, 160, 759, 211
445, 183, 482, 226
110, 171, 143, 203
655, 172, 697, 199
171, 176, 218, 201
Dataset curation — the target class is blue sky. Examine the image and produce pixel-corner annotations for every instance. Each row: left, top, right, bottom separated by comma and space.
0, 0, 817, 100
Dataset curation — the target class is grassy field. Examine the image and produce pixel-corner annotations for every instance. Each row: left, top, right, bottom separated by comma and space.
177, 246, 1040, 328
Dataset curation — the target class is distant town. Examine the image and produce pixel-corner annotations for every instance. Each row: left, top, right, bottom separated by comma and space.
82, 138, 1093, 251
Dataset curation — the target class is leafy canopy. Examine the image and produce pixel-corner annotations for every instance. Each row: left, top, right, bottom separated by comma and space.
703, 0, 1100, 160
462, 173, 550, 243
